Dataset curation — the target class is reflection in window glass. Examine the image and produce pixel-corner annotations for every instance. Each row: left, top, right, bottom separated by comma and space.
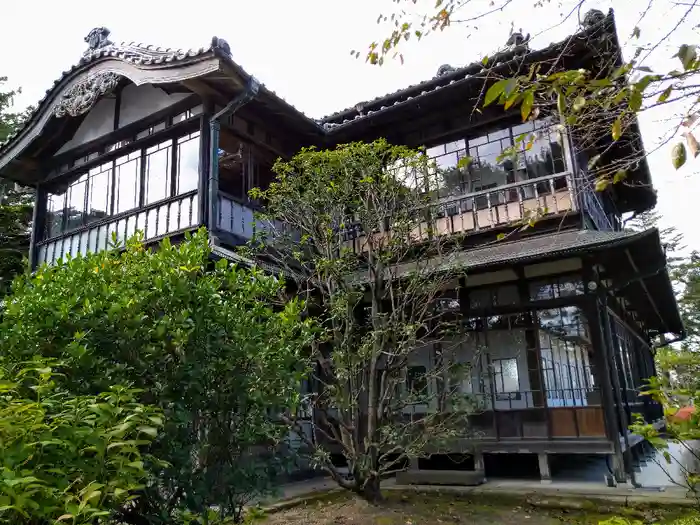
115, 152, 141, 214
87, 163, 112, 224
420, 117, 568, 202
145, 141, 172, 204
177, 132, 200, 194
492, 358, 519, 393
537, 305, 594, 407
46, 190, 66, 238
65, 175, 87, 231
529, 275, 584, 301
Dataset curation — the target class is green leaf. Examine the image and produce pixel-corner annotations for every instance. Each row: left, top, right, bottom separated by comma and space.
572, 95, 586, 112
587, 154, 602, 169
503, 91, 521, 110
658, 86, 673, 103
613, 170, 627, 184
484, 79, 508, 106
595, 177, 610, 192
611, 117, 622, 141
677, 44, 697, 71
503, 77, 518, 98
521, 90, 534, 121
556, 91, 566, 115
456, 156, 473, 169
629, 89, 643, 112
672, 142, 687, 170
136, 425, 158, 438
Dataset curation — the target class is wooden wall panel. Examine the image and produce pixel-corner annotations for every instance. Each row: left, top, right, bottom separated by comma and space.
550, 408, 577, 437
575, 407, 606, 437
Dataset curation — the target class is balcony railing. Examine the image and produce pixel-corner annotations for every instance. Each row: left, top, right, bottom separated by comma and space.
345, 172, 576, 253
216, 191, 293, 242
36, 190, 199, 266
577, 173, 616, 231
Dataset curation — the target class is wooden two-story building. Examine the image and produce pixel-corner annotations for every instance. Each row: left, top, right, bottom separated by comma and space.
0, 10, 683, 485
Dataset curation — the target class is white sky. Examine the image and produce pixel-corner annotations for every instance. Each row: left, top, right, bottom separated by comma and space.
3, 0, 700, 251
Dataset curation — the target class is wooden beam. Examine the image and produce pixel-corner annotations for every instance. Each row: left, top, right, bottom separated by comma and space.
182, 78, 228, 103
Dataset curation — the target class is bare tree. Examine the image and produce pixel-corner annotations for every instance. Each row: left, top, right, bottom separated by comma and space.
247, 140, 480, 502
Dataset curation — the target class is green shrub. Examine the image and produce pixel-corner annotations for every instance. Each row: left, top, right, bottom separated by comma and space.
0, 360, 161, 524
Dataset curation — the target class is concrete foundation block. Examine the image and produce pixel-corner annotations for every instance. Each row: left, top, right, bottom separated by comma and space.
396, 469, 486, 486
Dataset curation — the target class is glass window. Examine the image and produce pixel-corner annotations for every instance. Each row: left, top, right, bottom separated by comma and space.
145, 140, 172, 204
492, 358, 519, 393
65, 175, 87, 231
407, 366, 428, 395
87, 162, 112, 224
46, 190, 66, 238
177, 132, 200, 194
114, 152, 141, 214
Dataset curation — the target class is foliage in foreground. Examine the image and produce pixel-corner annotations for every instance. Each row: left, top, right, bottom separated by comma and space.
0, 229, 314, 524
250, 140, 475, 502
0, 361, 161, 525
0, 76, 33, 295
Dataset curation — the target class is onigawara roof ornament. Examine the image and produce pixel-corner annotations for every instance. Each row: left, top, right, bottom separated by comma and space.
84, 27, 112, 53
506, 30, 530, 50
436, 64, 456, 77
582, 9, 606, 29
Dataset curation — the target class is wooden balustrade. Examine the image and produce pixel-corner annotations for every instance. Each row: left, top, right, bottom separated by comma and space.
217, 192, 295, 242
36, 191, 199, 266
345, 173, 576, 253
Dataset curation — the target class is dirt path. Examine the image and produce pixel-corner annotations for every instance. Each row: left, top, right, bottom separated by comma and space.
260, 492, 623, 525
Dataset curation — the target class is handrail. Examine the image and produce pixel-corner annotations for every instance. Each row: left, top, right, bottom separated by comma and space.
218, 190, 263, 211
38, 190, 199, 246
433, 171, 572, 207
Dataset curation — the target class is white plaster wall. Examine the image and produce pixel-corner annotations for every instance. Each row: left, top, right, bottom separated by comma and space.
56, 98, 116, 154
119, 84, 190, 127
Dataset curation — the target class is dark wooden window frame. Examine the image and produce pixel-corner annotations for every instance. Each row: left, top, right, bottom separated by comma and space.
42, 115, 202, 242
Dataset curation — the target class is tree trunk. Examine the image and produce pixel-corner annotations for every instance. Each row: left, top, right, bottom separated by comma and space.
358, 474, 383, 504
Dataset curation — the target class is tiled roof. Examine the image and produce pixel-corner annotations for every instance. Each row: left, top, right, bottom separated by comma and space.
442, 228, 646, 272
318, 8, 615, 130
0, 31, 321, 156
0, 9, 615, 161
0, 36, 223, 150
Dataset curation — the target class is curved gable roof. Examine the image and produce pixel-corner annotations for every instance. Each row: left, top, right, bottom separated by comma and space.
0, 32, 229, 178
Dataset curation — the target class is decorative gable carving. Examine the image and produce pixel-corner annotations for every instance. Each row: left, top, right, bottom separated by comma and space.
52, 71, 121, 118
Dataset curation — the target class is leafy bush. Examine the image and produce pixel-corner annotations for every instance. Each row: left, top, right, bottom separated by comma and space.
0, 229, 314, 523
0, 360, 161, 524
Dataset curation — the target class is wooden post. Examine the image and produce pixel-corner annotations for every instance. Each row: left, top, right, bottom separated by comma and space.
198, 100, 213, 231
28, 185, 47, 270
538, 453, 552, 483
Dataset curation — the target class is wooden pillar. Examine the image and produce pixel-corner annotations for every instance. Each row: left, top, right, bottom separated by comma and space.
586, 295, 626, 483
28, 185, 47, 270
516, 268, 549, 439
600, 298, 636, 484
198, 100, 213, 231
538, 453, 552, 483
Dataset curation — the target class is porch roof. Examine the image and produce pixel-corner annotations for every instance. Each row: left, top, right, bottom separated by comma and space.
352, 227, 683, 338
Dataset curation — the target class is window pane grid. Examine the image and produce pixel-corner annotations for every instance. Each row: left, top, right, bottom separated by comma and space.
43, 129, 200, 239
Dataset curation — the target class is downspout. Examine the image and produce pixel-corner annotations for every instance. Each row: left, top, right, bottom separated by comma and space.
207, 77, 260, 243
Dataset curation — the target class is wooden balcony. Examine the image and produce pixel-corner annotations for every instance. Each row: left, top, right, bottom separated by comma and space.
345, 173, 575, 253
216, 191, 293, 242
36, 190, 199, 266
